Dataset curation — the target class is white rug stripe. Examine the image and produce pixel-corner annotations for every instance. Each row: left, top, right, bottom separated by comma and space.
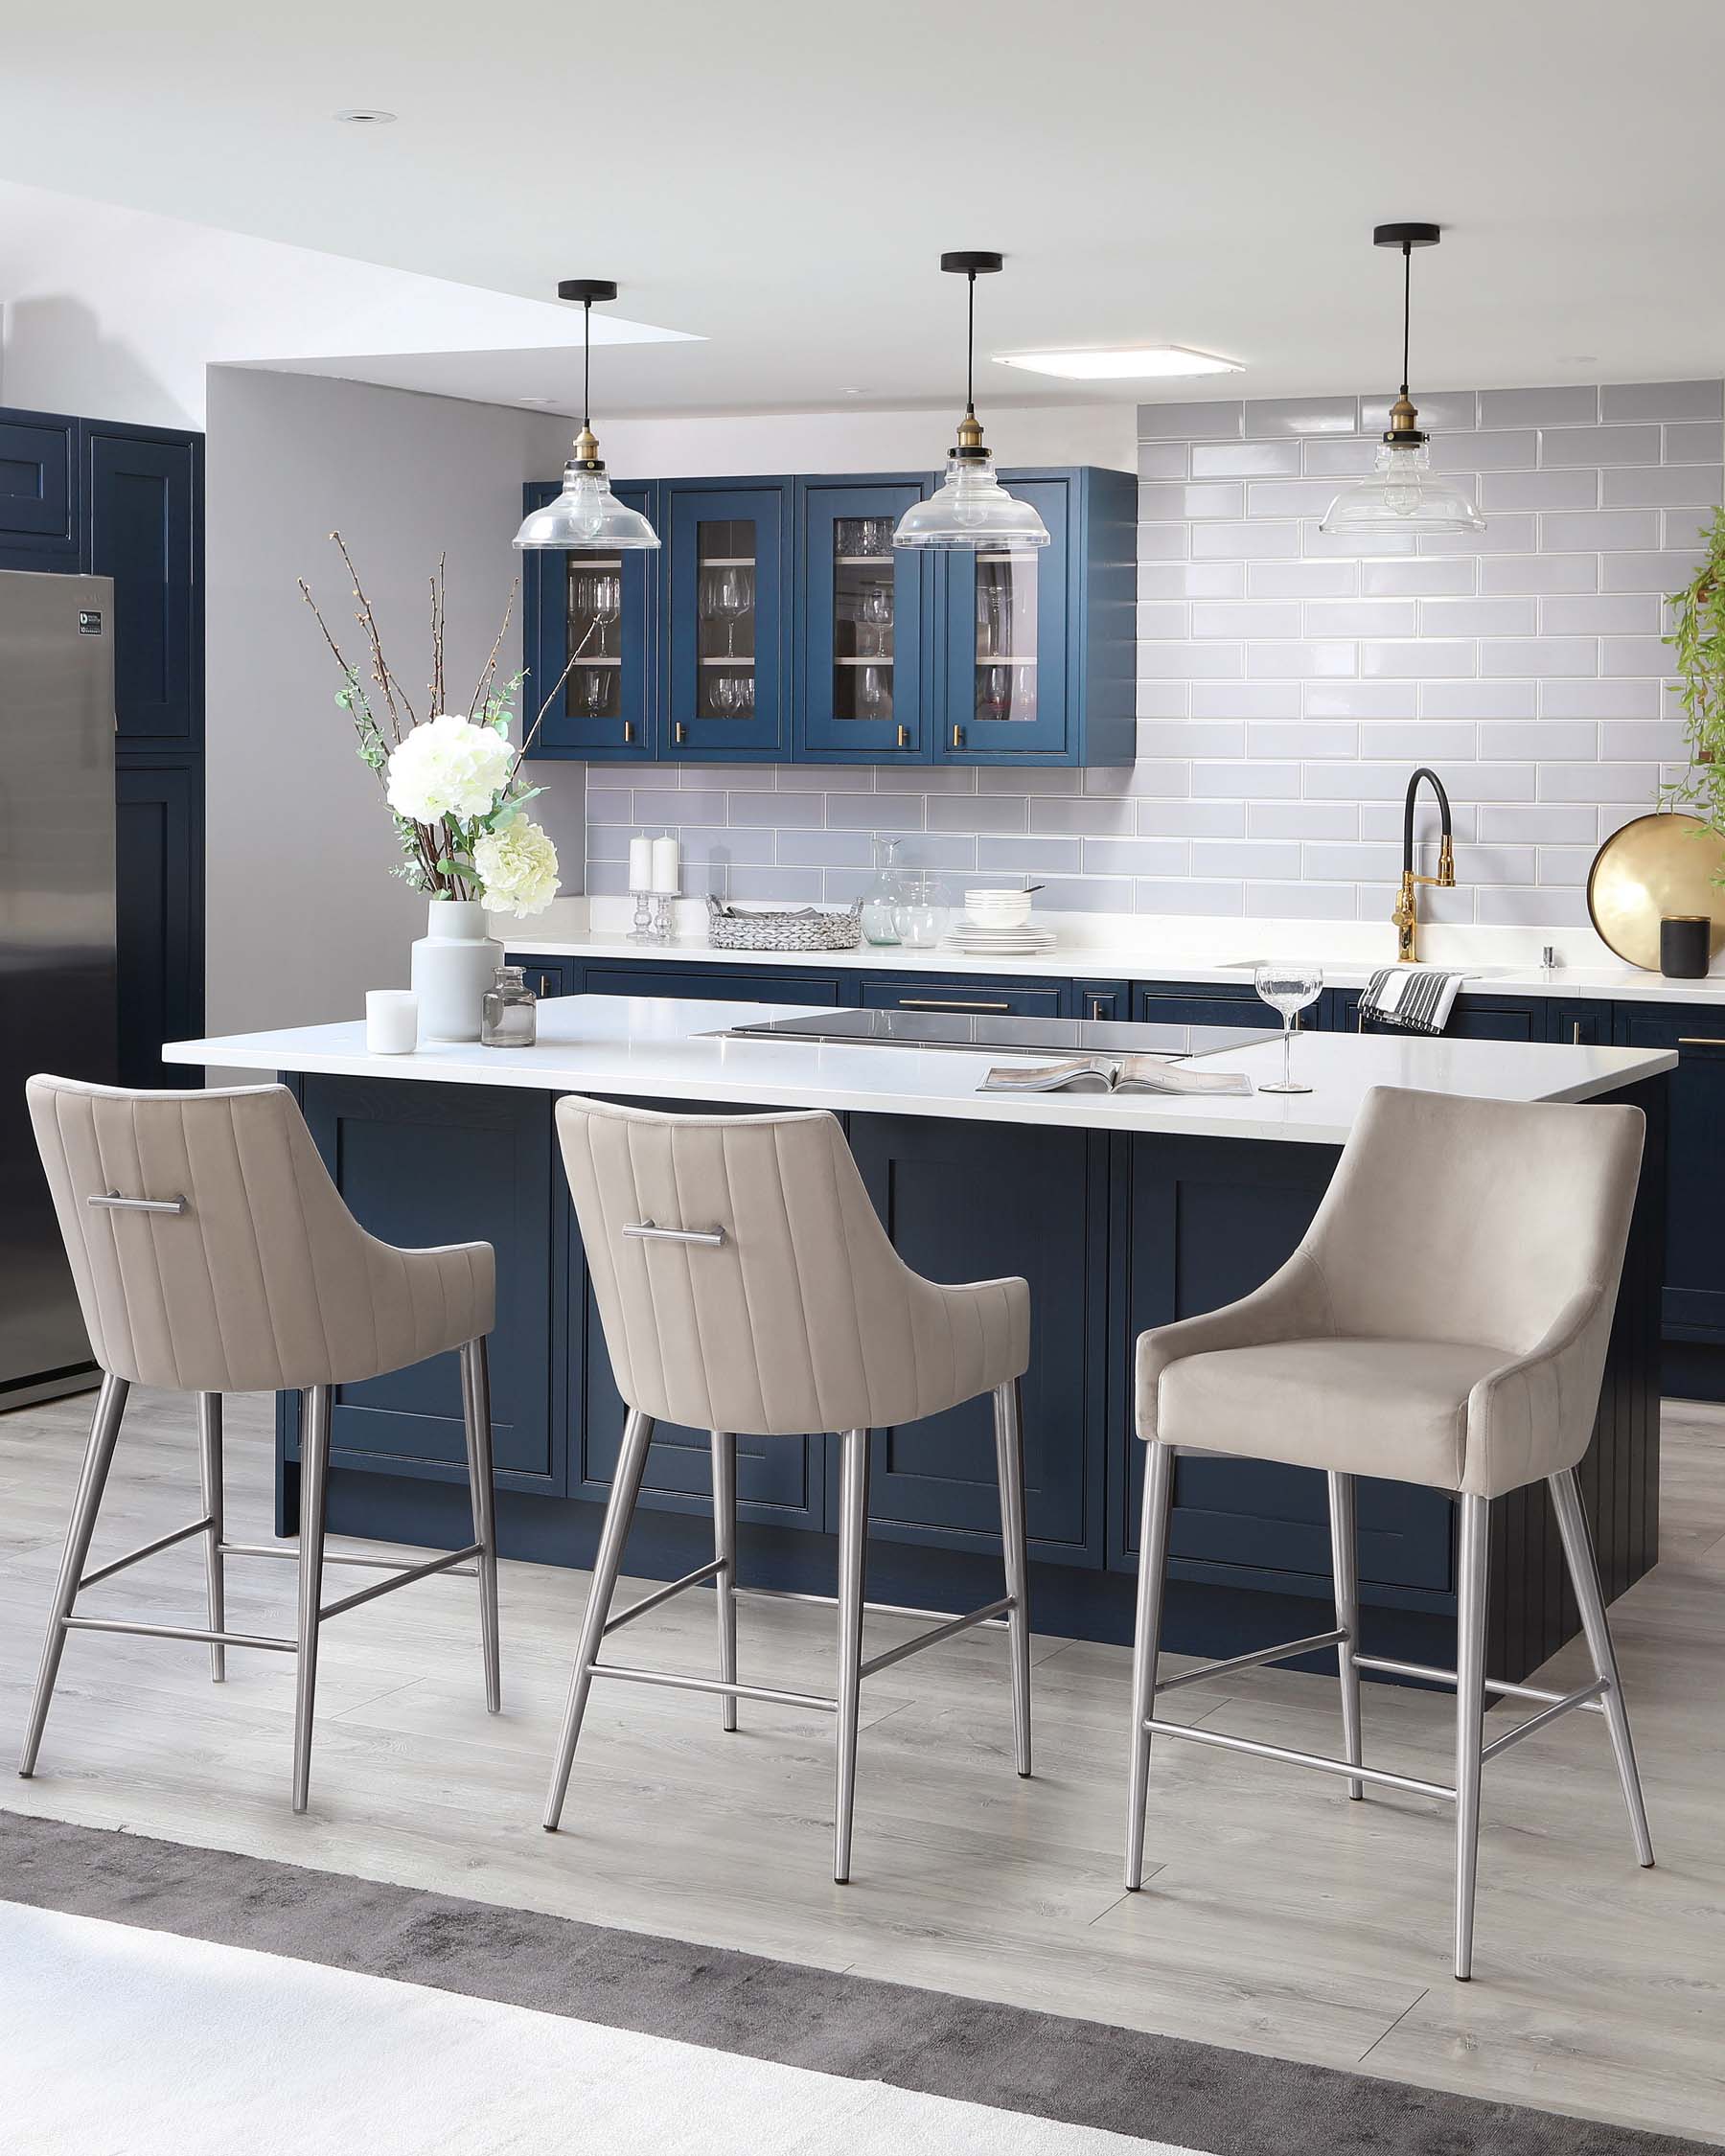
0, 1902, 1203, 2156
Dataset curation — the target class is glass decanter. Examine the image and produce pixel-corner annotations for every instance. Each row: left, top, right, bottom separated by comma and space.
861, 834, 907, 947
481, 965, 538, 1048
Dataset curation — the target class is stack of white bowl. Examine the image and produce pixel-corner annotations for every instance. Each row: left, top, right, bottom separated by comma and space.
942, 886, 1056, 955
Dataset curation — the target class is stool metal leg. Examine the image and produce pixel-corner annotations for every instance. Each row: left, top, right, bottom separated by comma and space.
992, 1379, 1032, 1778
1551, 1467, 1654, 1868
19, 1373, 129, 1778
833, 1427, 869, 1884
1124, 1438, 1174, 1891
291, 1385, 333, 1815
1453, 1492, 1489, 1980
459, 1338, 501, 1714
1326, 1470, 1363, 1800
543, 1409, 656, 1832
711, 1431, 738, 1732
197, 1393, 226, 1684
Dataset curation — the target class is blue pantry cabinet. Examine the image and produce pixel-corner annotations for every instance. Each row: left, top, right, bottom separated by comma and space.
1, 404, 204, 1087
520, 463, 1136, 768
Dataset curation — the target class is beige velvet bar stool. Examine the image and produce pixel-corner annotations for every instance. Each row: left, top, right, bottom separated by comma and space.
545, 1094, 1033, 1882
20, 1076, 501, 1811
1125, 1085, 1654, 1980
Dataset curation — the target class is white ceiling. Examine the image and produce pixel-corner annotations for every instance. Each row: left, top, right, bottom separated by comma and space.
3, 0, 1721, 418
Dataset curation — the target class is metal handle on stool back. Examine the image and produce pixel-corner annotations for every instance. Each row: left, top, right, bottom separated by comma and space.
87, 1192, 187, 1215
622, 1221, 726, 1248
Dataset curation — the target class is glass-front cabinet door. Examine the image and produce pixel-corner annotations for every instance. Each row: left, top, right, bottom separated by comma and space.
518, 478, 656, 761
937, 474, 1070, 762
795, 477, 931, 760
662, 479, 790, 760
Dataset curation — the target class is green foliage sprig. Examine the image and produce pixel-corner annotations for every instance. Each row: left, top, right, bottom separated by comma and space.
1663, 503, 1725, 849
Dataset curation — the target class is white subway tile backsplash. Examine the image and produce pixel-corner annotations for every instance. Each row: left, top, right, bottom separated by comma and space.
590, 380, 1716, 928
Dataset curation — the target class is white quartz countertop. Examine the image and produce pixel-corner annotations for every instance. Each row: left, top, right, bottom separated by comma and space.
165, 995, 1676, 1147
502, 910, 1725, 1006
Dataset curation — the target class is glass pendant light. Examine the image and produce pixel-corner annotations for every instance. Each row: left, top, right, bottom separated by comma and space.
514, 279, 659, 552
1320, 224, 1484, 538
894, 252, 1049, 553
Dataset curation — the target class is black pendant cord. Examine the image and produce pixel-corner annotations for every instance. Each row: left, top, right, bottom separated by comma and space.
583, 299, 592, 435
965, 269, 977, 418
1400, 241, 1413, 400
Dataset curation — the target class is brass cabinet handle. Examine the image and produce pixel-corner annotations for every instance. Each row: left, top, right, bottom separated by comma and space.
623, 721, 635, 744
899, 998, 1011, 1014
896, 724, 910, 747
674, 722, 688, 745
951, 723, 964, 749
1678, 1036, 1725, 1046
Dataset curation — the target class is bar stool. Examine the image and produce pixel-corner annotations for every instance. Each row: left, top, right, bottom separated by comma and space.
20, 1076, 500, 1811
1124, 1085, 1654, 1980
545, 1094, 1033, 1882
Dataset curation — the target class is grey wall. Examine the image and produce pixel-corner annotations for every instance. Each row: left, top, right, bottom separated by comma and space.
204, 368, 583, 1034
582, 380, 1722, 927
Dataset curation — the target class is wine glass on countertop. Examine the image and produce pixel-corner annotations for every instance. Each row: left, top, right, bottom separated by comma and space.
1254, 962, 1324, 1094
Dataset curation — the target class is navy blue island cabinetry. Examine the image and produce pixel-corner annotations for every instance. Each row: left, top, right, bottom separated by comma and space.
279, 961, 1668, 1686
520, 464, 1136, 768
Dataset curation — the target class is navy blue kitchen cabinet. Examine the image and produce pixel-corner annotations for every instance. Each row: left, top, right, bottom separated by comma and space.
1613, 1002, 1725, 1365
846, 1113, 1107, 1564
514, 955, 575, 1000
522, 464, 1135, 768
1, 403, 204, 1088
795, 476, 933, 761
860, 975, 1069, 1019
1334, 985, 1547, 1041
662, 478, 794, 761
519, 477, 657, 761
0, 411, 78, 559
282, 1076, 564, 1494
572, 959, 862, 1008
1134, 978, 1265, 1028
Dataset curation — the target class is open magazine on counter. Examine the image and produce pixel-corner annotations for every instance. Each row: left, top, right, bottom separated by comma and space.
980, 1056, 1254, 1097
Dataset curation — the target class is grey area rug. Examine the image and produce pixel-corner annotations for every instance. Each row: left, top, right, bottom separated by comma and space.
1, 1809, 1707, 2156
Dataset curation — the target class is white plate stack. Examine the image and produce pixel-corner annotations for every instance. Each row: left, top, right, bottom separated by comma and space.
941, 887, 1057, 956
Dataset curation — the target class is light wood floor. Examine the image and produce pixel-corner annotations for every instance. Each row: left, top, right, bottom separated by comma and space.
3, 1388, 1722, 2145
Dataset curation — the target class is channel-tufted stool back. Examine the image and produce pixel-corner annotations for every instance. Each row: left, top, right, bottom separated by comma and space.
556, 1093, 1028, 1438
28, 1076, 494, 1396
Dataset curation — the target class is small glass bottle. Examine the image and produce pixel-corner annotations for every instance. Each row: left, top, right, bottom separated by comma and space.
481, 965, 538, 1048
861, 833, 905, 947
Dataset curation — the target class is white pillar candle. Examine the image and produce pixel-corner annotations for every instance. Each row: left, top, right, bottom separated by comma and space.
650, 834, 681, 895
628, 834, 654, 891
365, 990, 419, 1055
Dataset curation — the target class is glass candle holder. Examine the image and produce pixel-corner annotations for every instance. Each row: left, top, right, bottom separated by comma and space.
480, 965, 538, 1048
629, 889, 656, 942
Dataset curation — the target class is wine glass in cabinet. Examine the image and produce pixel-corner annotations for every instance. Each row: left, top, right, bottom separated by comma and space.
663, 479, 790, 760
518, 478, 656, 760
795, 477, 932, 761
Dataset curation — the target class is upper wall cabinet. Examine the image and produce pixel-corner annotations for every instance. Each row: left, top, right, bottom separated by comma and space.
521, 478, 657, 762
84, 425, 203, 745
521, 463, 1136, 768
661, 478, 793, 761
0, 412, 78, 561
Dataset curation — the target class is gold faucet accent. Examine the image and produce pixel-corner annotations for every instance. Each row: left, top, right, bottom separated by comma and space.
1394, 769, 1457, 963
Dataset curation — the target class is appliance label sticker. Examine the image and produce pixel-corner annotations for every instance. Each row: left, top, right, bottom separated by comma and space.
77, 610, 104, 635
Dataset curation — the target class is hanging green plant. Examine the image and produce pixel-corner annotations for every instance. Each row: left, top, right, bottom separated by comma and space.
1664, 503, 1725, 847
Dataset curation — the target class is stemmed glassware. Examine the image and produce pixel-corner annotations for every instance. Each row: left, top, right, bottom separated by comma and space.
589, 570, 621, 657
859, 582, 892, 657
1254, 962, 1324, 1094
714, 565, 751, 657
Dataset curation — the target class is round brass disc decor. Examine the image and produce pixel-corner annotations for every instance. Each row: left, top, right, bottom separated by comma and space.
1586, 810, 1725, 972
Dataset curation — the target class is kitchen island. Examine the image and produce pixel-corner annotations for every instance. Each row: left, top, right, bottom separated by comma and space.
166, 998, 1674, 1683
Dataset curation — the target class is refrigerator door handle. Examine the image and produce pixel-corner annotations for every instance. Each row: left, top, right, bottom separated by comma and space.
87, 1192, 187, 1215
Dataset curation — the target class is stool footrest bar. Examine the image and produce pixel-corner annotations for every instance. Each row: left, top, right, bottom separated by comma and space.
1480, 1677, 1608, 1762
80, 1516, 214, 1590
1144, 1716, 1457, 1800
62, 1616, 296, 1652
859, 1595, 1013, 1680
726, 1584, 1010, 1629
1353, 1653, 1607, 1713
587, 1663, 838, 1713
318, 1542, 483, 1620
1155, 1627, 1347, 1695
220, 1540, 477, 1577
603, 1559, 725, 1635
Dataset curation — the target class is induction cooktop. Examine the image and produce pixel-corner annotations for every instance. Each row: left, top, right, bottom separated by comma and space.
708, 1008, 1279, 1059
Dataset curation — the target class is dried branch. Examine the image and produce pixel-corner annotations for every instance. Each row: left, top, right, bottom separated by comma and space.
510, 612, 600, 778
469, 581, 518, 719
330, 529, 416, 740
429, 553, 447, 715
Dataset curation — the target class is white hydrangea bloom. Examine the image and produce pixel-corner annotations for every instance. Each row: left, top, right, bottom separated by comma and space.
473, 818, 560, 917
385, 713, 516, 823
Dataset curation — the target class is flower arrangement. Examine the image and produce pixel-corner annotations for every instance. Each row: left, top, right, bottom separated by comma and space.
300, 535, 581, 917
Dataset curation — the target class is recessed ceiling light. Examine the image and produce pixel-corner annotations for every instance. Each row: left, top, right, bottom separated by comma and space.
334, 107, 397, 125
993, 346, 1242, 380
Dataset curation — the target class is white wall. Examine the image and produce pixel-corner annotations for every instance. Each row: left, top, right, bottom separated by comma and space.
203, 369, 581, 1036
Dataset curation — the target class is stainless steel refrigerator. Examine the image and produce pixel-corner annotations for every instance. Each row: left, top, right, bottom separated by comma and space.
0, 570, 118, 1406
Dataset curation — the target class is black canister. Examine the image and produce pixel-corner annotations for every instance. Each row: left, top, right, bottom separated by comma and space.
1659, 915, 1712, 979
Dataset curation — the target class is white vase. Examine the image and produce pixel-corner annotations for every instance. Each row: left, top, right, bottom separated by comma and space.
409, 900, 502, 1042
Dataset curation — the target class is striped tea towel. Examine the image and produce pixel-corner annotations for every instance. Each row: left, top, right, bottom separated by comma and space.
1359, 965, 1465, 1035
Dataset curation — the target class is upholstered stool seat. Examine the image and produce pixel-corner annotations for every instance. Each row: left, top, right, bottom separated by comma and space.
544, 1095, 1033, 1882
20, 1077, 501, 1811
1125, 1085, 1655, 1981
